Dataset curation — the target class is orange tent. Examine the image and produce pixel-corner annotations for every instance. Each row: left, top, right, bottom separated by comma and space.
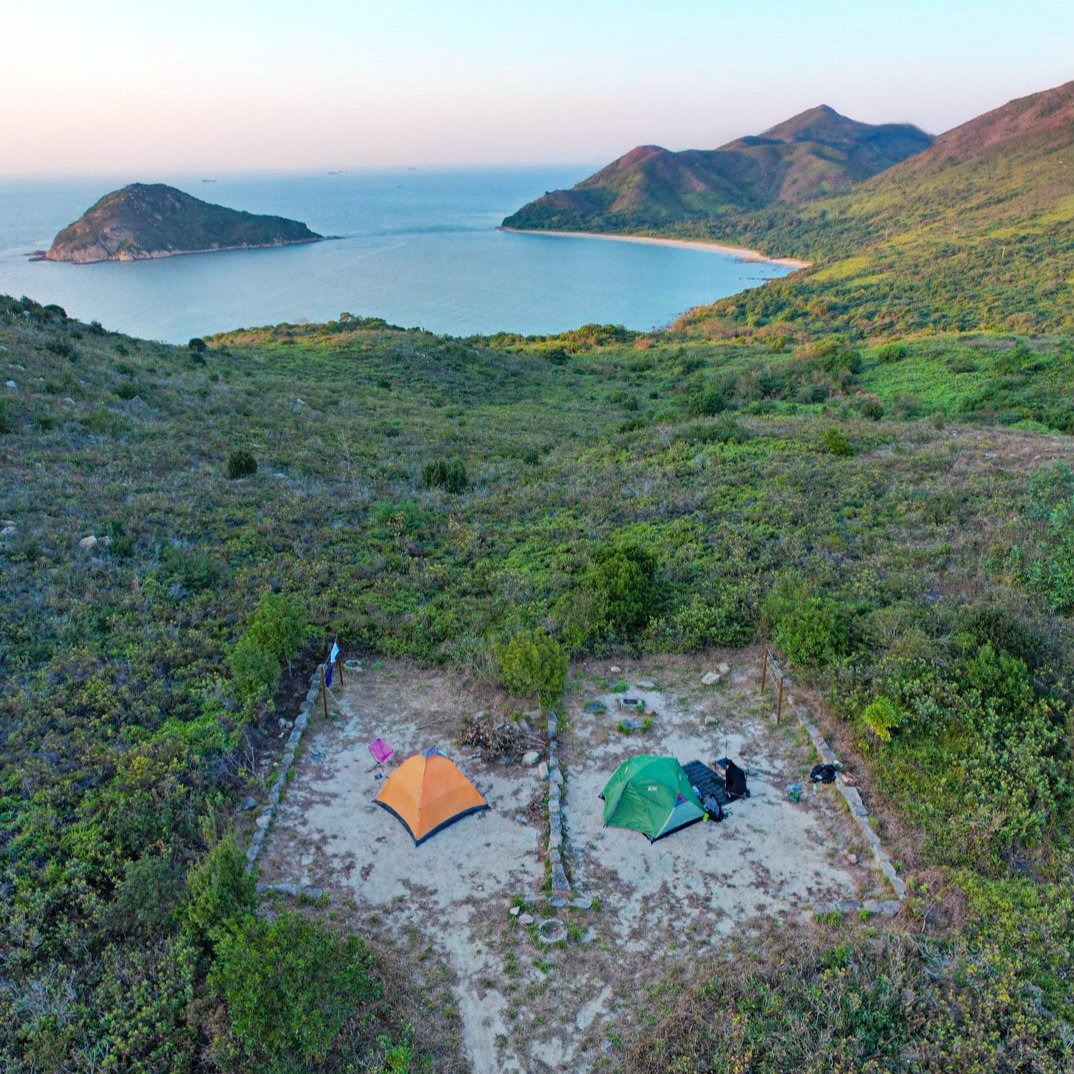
374, 749, 488, 844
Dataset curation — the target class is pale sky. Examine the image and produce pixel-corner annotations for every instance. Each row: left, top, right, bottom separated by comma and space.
4, 0, 1072, 174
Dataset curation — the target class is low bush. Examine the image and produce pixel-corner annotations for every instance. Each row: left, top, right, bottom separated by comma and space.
227, 449, 258, 479
421, 457, 468, 493
819, 428, 855, 456
497, 627, 568, 704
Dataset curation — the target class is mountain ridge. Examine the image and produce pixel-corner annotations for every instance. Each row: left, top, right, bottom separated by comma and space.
502, 106, 934, 231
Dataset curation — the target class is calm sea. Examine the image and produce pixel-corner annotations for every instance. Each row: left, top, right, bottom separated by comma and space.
0, 169, 791, 342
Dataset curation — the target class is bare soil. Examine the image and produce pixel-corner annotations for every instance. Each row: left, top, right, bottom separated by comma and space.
258, 650, 885, 1073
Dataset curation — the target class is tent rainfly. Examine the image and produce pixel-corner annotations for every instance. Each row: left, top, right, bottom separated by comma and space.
601, 755, 706, 842
375, 748, 488, 844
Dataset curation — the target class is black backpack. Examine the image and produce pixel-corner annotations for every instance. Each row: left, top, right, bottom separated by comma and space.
810, 763, 838, 784
724, 759, 749, 799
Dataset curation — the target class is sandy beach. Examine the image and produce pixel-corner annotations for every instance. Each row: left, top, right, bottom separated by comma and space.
500, 226, 811, 270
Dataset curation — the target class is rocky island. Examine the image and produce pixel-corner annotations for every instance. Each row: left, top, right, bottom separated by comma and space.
40, 183, 323, 263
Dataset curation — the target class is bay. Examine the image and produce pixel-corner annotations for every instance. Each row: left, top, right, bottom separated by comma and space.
0, 169, 792, 342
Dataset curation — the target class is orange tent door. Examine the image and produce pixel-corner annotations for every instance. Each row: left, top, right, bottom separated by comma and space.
375, 749, 488, 844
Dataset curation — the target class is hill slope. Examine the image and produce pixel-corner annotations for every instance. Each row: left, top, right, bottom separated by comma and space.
43, 183, 322, 263
502, 106, 932, 231
675, 81, 1074, 335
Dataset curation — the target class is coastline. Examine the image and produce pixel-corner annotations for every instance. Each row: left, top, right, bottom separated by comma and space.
499, 226, 810, 270
36, 235, 328, 265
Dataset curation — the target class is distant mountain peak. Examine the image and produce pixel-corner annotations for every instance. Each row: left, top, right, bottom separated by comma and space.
503, 106, 933, 232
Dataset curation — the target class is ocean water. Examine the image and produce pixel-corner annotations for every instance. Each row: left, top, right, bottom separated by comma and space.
0, 169, 792, 342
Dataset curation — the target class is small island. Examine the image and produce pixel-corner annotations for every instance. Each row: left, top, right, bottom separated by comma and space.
40, 183, 323, 263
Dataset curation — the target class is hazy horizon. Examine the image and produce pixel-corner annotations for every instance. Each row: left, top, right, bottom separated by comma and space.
5, 0, 1073, 176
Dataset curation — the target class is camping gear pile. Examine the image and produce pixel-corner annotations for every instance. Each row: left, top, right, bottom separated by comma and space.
375, 748, 488, 844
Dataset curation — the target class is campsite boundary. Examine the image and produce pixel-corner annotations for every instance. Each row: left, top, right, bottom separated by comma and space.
762, 651, 907, 913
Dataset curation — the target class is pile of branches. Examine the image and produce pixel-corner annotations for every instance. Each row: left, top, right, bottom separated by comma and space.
458, 712, 545, 763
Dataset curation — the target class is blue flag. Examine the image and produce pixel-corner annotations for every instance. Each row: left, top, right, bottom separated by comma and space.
324, 660, 333, 688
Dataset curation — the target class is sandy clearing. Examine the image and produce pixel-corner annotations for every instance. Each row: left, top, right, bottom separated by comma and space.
259, 653, 882, 1074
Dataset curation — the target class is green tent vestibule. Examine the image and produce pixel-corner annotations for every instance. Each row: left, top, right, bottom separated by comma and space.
601, 755, 706, 842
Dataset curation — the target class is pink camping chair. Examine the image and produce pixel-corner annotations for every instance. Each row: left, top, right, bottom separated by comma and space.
368, 737, 395, 769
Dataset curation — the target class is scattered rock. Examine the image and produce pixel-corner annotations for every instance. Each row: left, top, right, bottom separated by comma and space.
537, 761, 549, 780
701, 671, 721, 686
278, 718, 293, 730
717, 662, 731, 675
521, 750, 541, 767
509, 905, 520, 917
78, 535, 98, 550
635, 679, 655, 689
620, 717, 643, 732
569, 896, 594, 910
4, 380, 16, 390
609, 665, 621, 673
0, 526, 15, 539
240, 796, 258, 811
583, 701, 606, 714
848, 853, 859, 865
518, 912, 535, 926
548, 767, 563, 785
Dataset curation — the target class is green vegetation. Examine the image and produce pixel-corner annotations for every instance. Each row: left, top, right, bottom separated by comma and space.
496, 627, 568, 705
4, 114, 1074, 1072
504, 105, 932, 231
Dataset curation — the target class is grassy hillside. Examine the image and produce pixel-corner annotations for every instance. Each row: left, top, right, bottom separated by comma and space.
502, 106, 932, 231
669, 81, 1074, 335
2, 293, 1073, 1070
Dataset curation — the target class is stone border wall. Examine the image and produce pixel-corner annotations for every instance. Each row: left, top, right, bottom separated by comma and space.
245, 664, 324, 865
772, 669, 907, 916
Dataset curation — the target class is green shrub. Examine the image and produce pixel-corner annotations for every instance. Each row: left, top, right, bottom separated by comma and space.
228, 631, 283, 711
667, 591, 754, 650
209, 911, 375, 1074
583, 542, 657, 642
183, 836, 257, 952
421, 456, 468, 493
1009, 462, 1074, 612
188, 337, 207, 353
227, 449, 258, 480
686, 384, 727, 417
608, 389, 639, 411
819, 428, 855, 456
763, 578, 849, 666
875, 342, 908, 363
0, 399, 14, 434
497, 627, 568, 704
862, 695, 900, 742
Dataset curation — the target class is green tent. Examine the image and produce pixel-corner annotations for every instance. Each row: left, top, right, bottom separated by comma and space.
601, 755, 706, 842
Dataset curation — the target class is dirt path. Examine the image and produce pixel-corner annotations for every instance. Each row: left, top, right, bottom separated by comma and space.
258, 653, 881, 1073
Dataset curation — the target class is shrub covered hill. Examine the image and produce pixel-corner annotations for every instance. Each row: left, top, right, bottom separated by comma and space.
2, 286, 1074, 1070
503, 105, 933, 230
509, 80, 1074, 336
43, 183, 323, 263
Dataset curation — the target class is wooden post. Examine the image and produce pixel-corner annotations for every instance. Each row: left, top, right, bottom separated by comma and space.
337, 651, 344, 687
320, 665, 329, 719
776, 674, 784, 725
761, 646, 768, 693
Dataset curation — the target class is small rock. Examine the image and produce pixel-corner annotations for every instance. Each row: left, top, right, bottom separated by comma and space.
549, 768, 563, 785
78, 535, 98, 550
548, 895, 569, 908
636, 679, 655, 689
518, 913, 534, 926
240, 796, 258, 811
609, 665, 621, 673
509, 905, 520, 917
620, 717, 642, 732
848, 853, 859, 865
569, 896, 594, 910
514, 813, 526, 824
0, 526, 15, 539
278, 718, 293, 729
537, 761, 549, 780
4, 380, 16, 389
583, 701, 606, 714
718, 662, 731, 675
1, 520, 14, 528
521, 750, 541, 767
